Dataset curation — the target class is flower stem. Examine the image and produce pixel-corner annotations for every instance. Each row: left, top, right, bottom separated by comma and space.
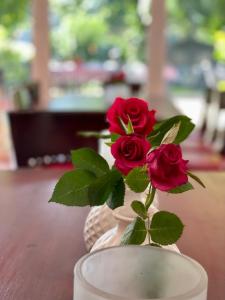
147, 217, 151, 244
144, 185, 156, 245
145, 186, 156, 211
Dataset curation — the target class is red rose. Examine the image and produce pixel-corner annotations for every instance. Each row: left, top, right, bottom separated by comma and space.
106, 97, 156, 136
147, 144, 188, 191
111, 135, 151, 175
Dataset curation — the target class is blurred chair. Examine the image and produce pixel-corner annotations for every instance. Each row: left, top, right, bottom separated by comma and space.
14, 82, 39, 110
201, 88, 218, 143
200, 60, 225, 149
181, 59, 225, 170
212, 91, 225, 154
9, 111, 107, 168
182, 87, 225, 170
0, 112, 16, 170
201, 88, 225, 152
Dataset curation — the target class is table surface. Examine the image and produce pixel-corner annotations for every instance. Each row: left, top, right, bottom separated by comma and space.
0, 169, 224, 300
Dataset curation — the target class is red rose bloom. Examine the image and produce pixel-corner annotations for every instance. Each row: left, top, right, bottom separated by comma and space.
111, 135, 151, 175
147, 144, 188, 191
106, 97, 156, 136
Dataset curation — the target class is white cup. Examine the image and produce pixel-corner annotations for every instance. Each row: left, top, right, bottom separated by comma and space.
74, 246, 208, 300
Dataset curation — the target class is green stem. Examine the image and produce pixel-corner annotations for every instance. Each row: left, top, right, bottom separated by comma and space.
145, 185, 151, 208
147, 217, 151, 244
144, 185, 157, 245
145, 186, 156, 211
78, 132, 111, 139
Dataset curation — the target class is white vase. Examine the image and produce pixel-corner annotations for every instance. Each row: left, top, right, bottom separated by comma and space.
83, 204, 116, 251
83, 188, 159, 251
91, 204, 179, 253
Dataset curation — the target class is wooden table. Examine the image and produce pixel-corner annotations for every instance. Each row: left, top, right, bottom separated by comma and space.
0, 169, 88, 300
159, 172, 225, 300
0, 169, 224, 300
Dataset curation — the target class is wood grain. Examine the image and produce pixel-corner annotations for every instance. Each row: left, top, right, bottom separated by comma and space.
158, 172, 225, 300
0, 169, 88, 300
0, 170, 224, 299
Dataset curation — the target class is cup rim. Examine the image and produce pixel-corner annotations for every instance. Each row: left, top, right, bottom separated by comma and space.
74, 245, 208, 300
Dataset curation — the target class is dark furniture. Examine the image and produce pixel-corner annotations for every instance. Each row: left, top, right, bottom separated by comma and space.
0, 169, 224, 299
182, 87, 225, 170
9, 111, 107, 167
201, 88, 225, 149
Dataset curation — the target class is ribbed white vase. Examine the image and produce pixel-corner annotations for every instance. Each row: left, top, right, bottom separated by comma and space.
83, 188, 158, 251
91, 205, 179, 253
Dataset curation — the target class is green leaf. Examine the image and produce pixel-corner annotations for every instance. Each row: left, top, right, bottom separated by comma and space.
150, 211, 184, 245
187, 172, 206, 188
174, 118, 195, 144
125, 167, 149, 193
107, 178, 125, 209
121, 217, 147, 245
118, 116, 134, 134
78, 131, 111, 139
118, 117, 128, 133
168, 182, 193, 194
88, 169, 122, 206
105, 142, 113, 147
148, 115, 195, 147
153, 121, 163, 130
131, 200, 147, 219
71, 148, 109, 177
145, 187, 156, 210
127, 115, 134, 134
111, 133, 120, 142
161, 122, 181, 144
49, 170, 96, 206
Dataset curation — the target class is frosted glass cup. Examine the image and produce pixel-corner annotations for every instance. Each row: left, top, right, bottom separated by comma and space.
74, 246, 208, 300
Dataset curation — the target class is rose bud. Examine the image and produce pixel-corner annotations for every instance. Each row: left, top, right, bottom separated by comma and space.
111, 135, 151, 175
106, 97, 156, 136
147, 144, 188, 191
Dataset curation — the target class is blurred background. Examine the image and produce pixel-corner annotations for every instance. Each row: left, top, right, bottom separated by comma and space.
1, 0, 225, 170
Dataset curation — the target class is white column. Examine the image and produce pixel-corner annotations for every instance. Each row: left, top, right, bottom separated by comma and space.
148, 0, 166, 100
32, 0, 50, 109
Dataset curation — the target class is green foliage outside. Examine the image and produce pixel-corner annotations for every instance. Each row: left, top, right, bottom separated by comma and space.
0, 27, 29, 86
1, 0, 225, 87
213, 31, 225, 63
50, 0, 144, 61
0, 0, 30, 87
167, 0, 225, 43
0, 0, 29, 33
